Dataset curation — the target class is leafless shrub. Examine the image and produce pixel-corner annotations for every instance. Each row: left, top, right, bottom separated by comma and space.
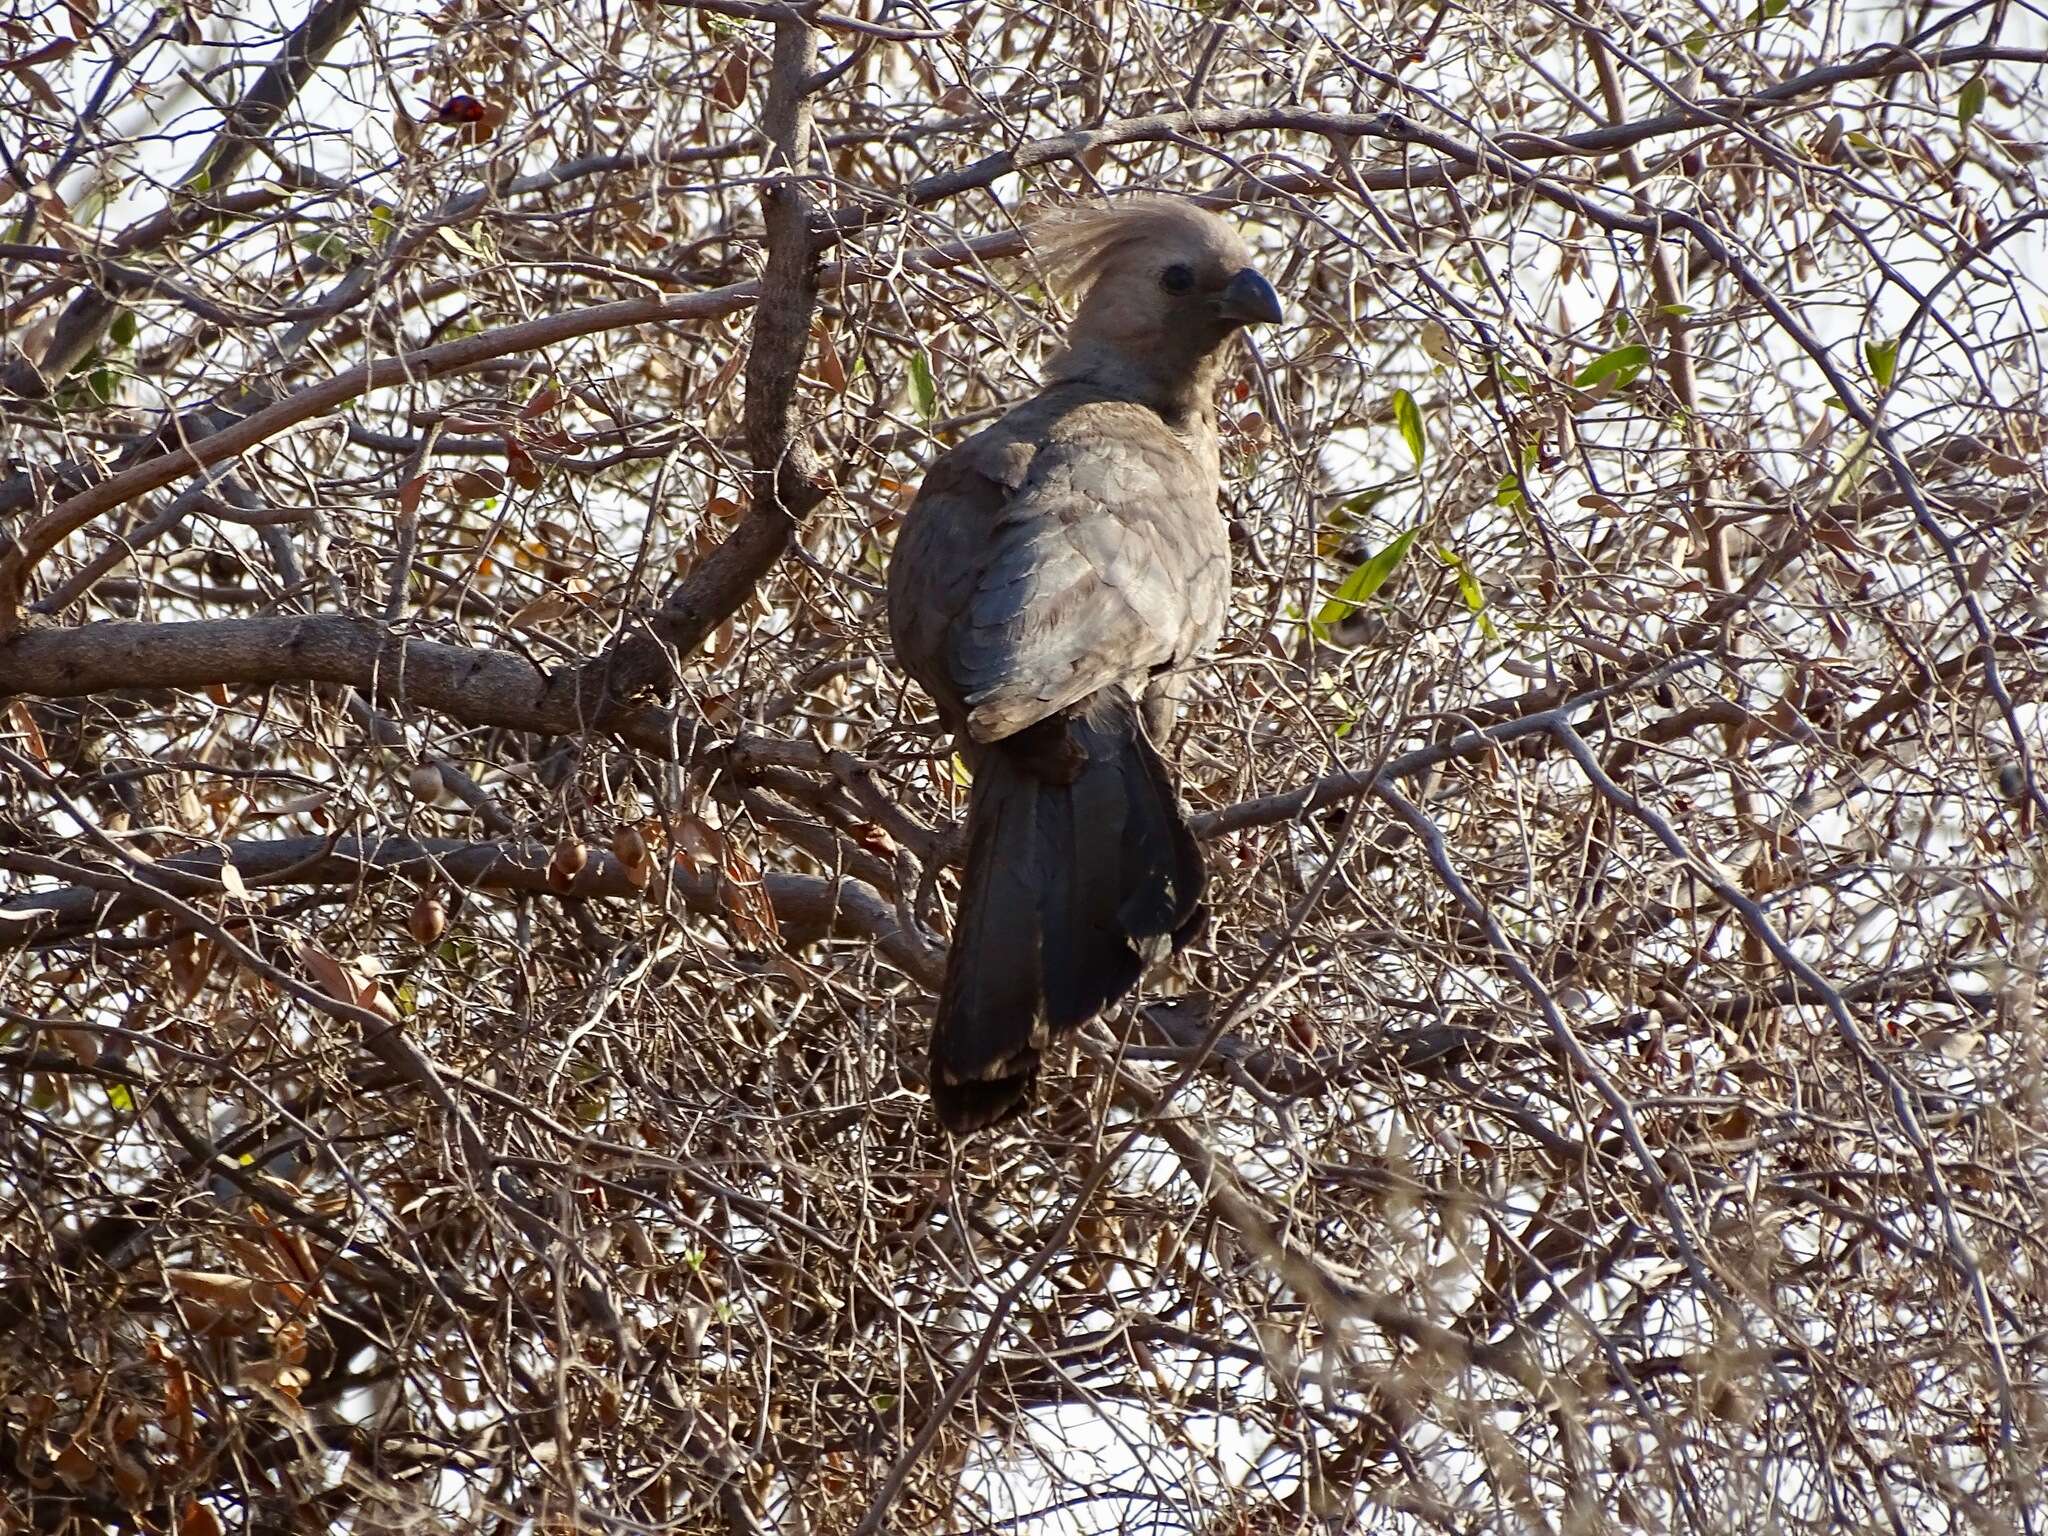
2, 0, 2045, 1530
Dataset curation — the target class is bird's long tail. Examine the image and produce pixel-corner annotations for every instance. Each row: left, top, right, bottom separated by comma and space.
929, 687, 1205, 1133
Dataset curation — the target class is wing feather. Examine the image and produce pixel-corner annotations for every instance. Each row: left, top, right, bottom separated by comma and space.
890, 391, 1228, 744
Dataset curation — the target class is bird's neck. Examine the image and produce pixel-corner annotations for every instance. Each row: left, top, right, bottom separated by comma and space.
1046, 341, 1226, 437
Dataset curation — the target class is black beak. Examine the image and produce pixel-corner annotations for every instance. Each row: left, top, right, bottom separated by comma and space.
1216, 266, 1283, 326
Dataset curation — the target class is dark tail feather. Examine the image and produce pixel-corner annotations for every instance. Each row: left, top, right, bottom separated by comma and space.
928, 754, 1044, 1130
929, 690, 1205, 1133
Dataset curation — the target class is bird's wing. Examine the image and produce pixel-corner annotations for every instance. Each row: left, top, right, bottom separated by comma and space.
891, 397, 1227, 745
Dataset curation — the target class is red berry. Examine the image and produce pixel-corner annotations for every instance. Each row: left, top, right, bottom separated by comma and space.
432, 94, 488, 125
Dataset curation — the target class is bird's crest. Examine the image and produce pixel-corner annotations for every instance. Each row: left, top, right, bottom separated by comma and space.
1029, 196, 1246, 298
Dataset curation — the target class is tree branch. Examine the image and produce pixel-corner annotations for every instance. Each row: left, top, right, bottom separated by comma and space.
14, 45, 2029, 632
0, 614, 706, 754
579, 13, 830, 710
0, 0, 371, 397
0, 831, 942, 983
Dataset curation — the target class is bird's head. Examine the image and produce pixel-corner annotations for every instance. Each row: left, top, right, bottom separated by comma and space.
1034, 198, 1282, 418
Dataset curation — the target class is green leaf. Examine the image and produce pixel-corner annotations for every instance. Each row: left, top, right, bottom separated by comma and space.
88, 367, 115, 405
1438, 546, 1501, 640
1391, 387, 1425, 467
909, 349, 937, 422
1958, 75, 1987, 131
69, 174, 123, 226
438, 224, 486, 260
1825, 430, 1874, 507
1495, 470, 1524, 507
297, 231, 353, 262
1333, 486, 1389, 520
1574, 344, 1651, 391
1312, 527, 1420, 639
1864, 336, 1899, 392
1748, 0, 1787, 22
108, 311, 137, 347
1319, 486, 1391, 553
1439, 546, 1482, 612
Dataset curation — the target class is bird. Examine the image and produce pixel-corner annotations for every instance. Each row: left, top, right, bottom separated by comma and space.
886, 198, 1283, 1132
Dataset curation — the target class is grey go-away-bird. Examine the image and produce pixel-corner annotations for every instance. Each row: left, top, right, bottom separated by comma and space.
887, 199, 1283, 1132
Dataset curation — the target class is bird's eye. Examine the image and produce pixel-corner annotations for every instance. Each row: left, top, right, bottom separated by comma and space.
1159, 263, 1195, 294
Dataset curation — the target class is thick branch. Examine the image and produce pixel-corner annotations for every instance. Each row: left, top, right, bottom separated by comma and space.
0, 832, 942, 983
585, 14, 829, 706
0, 615, 702, 754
